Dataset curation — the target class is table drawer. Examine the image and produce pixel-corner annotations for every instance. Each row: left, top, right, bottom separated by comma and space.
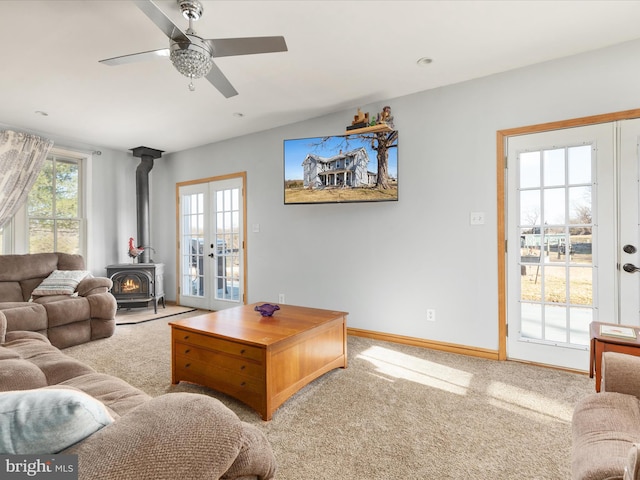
174, 356, 264, 394
172, 328, 263, 362
174, 344, 264, 379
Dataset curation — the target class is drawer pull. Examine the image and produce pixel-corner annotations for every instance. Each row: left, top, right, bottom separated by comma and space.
184, 349, 190, 354
240, 365, 246, 370
240, 349, 246, 354
240, 381, 246, 387
184, 363, 191, 368
183, 335, 190, 340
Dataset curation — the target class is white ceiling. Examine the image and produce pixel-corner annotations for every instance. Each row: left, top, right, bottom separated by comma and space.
2, 0, 640, 154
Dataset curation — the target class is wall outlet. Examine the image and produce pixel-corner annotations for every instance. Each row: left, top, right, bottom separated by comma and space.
470, 212, 485, 225
426, 309, 436, 322
278, 293, 285, 304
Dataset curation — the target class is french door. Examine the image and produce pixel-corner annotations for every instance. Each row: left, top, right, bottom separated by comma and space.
177, 174, 246, 311
505, 119, 640, 370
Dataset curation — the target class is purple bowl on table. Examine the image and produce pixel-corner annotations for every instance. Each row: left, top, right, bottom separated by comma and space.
255, 303, 280, 317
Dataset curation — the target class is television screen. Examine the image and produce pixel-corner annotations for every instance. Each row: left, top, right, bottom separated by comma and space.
284, 131, 398, 204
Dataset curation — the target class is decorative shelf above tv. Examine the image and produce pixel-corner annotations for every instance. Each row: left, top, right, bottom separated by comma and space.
345, 124, 393, 135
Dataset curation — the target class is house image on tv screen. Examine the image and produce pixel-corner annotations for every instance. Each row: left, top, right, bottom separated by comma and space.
302, 147, 375, 188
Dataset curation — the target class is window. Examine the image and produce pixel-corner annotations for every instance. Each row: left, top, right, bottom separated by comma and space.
27, 152, 83, 254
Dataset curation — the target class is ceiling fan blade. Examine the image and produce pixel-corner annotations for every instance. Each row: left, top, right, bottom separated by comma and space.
205, 36, 288, 58
205, 61, 238, 98
99, 48, 170, 66
133, 0, 189, 42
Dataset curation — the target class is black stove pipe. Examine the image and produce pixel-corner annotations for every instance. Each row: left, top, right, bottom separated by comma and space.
130, 146, 164, 264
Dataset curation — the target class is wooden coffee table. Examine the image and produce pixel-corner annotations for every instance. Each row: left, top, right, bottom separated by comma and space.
170, 303, 348, 420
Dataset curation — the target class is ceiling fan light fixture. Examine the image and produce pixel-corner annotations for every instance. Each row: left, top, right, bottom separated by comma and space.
170, 39, 213, 79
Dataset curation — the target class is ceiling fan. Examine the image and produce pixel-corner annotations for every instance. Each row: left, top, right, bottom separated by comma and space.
99, 0, 288, 97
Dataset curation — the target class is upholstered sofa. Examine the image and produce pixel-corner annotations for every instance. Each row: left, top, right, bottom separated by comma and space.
572, 352, 640, 480
0, 252, 116, 348
0, 323, 277, 479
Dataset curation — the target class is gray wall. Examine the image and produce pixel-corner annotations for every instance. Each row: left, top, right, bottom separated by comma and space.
149, 38, 640, 352
87, 147, 138, 270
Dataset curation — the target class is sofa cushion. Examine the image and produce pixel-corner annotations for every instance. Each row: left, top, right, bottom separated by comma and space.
0, 282, 24, 303
0, 387, 114, 454
61, 393, 251, 480
573, 392, 640, 480
59, 372, 151, 418
77, 276, 112, 297
0, 302, 48, 333
1, 331, 94, 385
0, 357, 48, 392
32, 270, 90, 297
43, 298, 91, 328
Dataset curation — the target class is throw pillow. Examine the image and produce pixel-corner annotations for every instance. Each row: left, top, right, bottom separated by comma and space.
31, 270, 90, 296
0, 388, 114, 454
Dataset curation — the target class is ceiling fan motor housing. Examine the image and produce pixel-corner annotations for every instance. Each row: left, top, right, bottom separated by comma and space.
178, 0, 203, 21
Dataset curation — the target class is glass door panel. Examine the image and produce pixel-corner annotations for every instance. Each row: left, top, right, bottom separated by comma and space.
210, 178, 243, 310
507, 123, 611, 370
178, 185, 208, 309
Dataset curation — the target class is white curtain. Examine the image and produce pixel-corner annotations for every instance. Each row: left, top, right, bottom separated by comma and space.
0, 130, 54, 228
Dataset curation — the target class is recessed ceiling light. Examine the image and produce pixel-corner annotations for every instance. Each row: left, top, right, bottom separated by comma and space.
416, 57, 433, 66
35, 110, 49, 116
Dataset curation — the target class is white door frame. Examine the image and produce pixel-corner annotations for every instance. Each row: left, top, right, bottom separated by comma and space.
176, 172, 247, 309
497, 109, 640, 365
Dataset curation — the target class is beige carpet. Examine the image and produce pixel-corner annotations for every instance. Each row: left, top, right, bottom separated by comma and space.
115, 304, 197, 325
64, 310, 593, 479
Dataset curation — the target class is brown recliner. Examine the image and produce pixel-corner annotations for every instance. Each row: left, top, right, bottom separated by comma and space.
573, 351, 640, 480
0, 252, 116, 348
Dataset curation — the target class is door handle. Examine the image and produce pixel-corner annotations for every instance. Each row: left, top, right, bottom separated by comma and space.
623, 263, 640, 273
208, 253, 215, 258
624, 244, 637, 254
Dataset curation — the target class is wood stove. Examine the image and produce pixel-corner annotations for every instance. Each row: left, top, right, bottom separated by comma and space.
107, 263, 165, 313
107, 146, 166, 313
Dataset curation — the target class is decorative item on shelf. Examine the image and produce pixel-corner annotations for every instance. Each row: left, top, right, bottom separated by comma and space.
376, 105, 394, 129
345, 106, 395, 134
254, 303, 280, 317
346, 108, 370, 131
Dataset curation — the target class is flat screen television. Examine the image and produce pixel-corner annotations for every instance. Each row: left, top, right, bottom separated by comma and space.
283, 131, 398, 204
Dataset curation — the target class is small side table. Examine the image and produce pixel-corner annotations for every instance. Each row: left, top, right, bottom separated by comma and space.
590, 321, 640, 392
